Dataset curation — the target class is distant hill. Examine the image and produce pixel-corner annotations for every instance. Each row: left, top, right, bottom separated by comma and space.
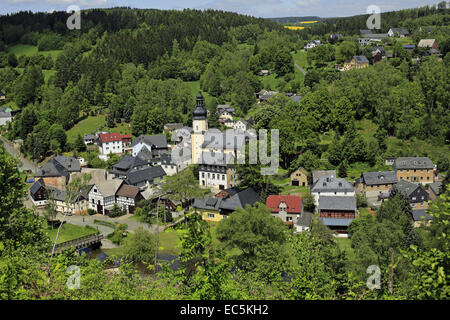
267, 16, 322, 24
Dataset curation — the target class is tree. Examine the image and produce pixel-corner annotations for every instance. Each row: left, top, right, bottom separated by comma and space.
123, 227, 155, 264
75, 133, 86, 152
337, 159, 348, 178
7, 53, 17, 67
43, 190, 58, 229
216, 203, 287, 272
161, 166, 204, 207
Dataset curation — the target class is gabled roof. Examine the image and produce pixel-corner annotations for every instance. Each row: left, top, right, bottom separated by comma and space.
131, 134, 168, 149
112, 155, 148, 170
353, 55, 369, 64
418, 39, 437, 48
411, 209, 431, 222
30, 178, 45, 196
84, 134, 96, 140
54, 156, 81, 172
319, 196, 357, 211
395, 179, 421, 197
266, 194, 302, 213
99, 133, 122, 143
429, 182, 442, 195
35, 157, 74, 183
194, 188, 260, 213
311, 177, 354, 193
393, 157, 434, 170
136, 145, 153, 162
125, 166, 166, 185
389, 27, 409, 35
361, 171, 398, 185
116, 183, 141, 198
296, 211, 313, 227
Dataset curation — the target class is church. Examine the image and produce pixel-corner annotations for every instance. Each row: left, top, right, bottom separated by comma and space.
191, 92, 249, 190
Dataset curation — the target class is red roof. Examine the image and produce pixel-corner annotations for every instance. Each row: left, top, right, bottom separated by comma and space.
99, 133, 123, 143
266, 195, 302, 213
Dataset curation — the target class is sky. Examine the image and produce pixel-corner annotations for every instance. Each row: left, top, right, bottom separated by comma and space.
0, 0, 442, 18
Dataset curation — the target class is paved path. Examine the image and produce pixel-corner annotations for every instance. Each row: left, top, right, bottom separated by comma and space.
295, 63, 307, 75
0, 136, 38, 172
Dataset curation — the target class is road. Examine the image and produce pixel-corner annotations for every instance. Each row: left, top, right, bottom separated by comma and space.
0, 136, 38, 172
295, 63, 307, 75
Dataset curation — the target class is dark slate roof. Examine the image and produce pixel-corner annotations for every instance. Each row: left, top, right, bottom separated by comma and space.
368, 33, 389, 39
125, 166, 166, 185
319, 196, 357, 211
354, 55, 369, 64
359, 29, 373, 35
429, 182, 442, 195
296, 211, 313, 228
30, 178, 45, 196
319, 217, 354, 227
54, 156, 81, 172
224, 186, 240, 197
112, 155, 148, 170
0, 111, 11, 118
403, 44, 416, 50
35, 158, 73, 183
361, 171, 398, 185
131, 135, 168, 149
194, 188, 260, 213
390, 27, 409, 35
136, 145, 153, 162
47, 187, 68, 202
393, 157, 434, 170
311, 177, 354, 193
198, 151, 235, 166
411, 209, 431, 221
84, 134, 96, 140
395, 179, 420, 197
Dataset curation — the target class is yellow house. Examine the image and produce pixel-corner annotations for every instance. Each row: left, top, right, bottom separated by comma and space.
290, 167, 308, 187
344, 56, 369, 70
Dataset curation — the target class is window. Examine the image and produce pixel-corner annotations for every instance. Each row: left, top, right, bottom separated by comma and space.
207, 214, 215, 218
412, 197, 416, 201
287, 217, 293, 222
222, 175, 225, 181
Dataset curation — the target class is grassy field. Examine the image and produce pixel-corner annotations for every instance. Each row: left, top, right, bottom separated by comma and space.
292, 50, 308, 69
46, 223, 98, 244
8, 44, 62, 60
335, 237, 355, 260
271, 168, 310, 195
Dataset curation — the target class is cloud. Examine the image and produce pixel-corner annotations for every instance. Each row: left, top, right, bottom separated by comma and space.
295, 0, 318, 7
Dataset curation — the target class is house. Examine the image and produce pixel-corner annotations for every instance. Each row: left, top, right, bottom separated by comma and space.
259, 70, 270, 76
47, 186, 90, 215
256, 89, 279, 103
30, 178, 47, 206
97, 133, 129, 160
411, 209, 432, 228
385, 157, 396, 166
290, 167, 308, 187
304, 40, 321, 50
131, 134, 169, 159
318, 196, 357, 237
110, 155, 150, 179
355, 171, 398, 205
198, 152, 236, 190
194, 188, 260, 222
394, 179, 429, 210
358, 38, 371, 46
367, 33, 389, 42
151, 153, 189, 176
87, 170, 124, 215
233, 119, 250, 132
83, 134, 96, 145
311, 176, 355, 208
295, 211, 313, 233
393, 157, 435, 184
115, 183, 144, 213
372, 46, 386, 63
125, 165, 166, 191
0, 107, 13, 126
418, 39, 439, 51
218, 106, 235, 126
0, 89, 5, 100
388, 28, 410, 37
344, 56, 369, 70
312, 170, 336, 183
121, 134, 133, 153
266, 194, 303, 227
35, 156, 81, 188
224, 118, 234, 128
428, 181, 442, 200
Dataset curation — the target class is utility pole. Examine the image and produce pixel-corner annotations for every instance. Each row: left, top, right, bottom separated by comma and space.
154, 195, 160, 273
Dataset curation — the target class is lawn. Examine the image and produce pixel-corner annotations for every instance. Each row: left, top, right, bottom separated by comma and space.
292, 50, 308, 69
335, 237, 355, 260
8, 44, 62, 60
271, 168, 310, 195
46, 223, 98, 244
66, 115, 106, 142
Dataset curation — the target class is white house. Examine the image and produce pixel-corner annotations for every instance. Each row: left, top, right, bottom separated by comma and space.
310, 176, 355, 209
85, 170, 124, 215
131, 134, 169, 158
0, 107, 13, 126
233, 119, 249, 132
198, 152, 236, 190
98, 133, 124, 160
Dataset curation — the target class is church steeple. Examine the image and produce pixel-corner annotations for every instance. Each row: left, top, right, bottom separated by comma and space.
193, 91, 207, 120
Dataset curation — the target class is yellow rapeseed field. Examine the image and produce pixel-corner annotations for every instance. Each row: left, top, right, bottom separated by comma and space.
284, 26, 305, 30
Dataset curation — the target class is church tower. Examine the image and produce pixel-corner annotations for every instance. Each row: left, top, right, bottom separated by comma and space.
191, 92, 208, 164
